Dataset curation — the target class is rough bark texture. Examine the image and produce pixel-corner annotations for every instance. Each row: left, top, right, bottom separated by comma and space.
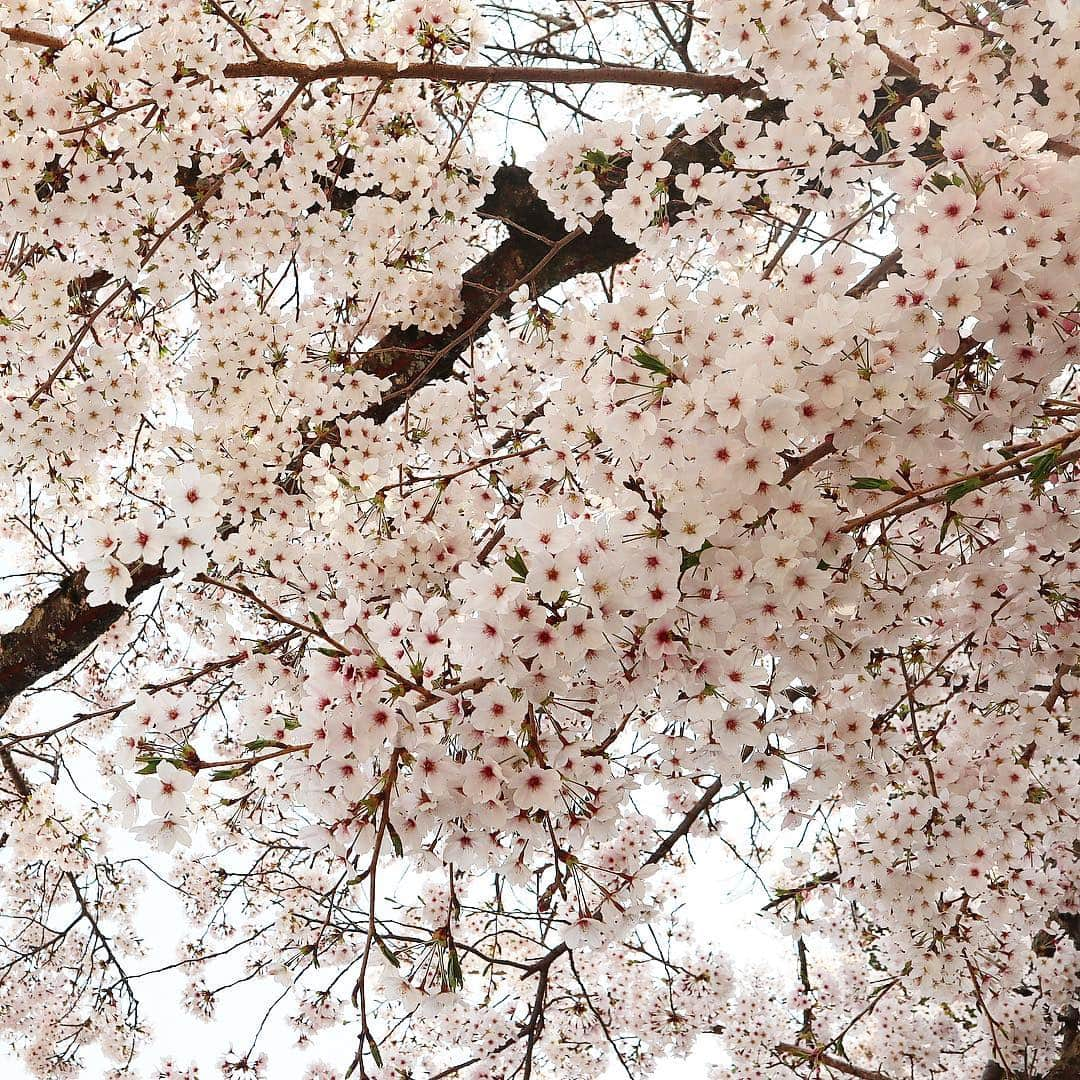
1046, 1025, 1080, 1080
361, 162, 622, 417
0, 562, 171, 717
337, 121, 770, 418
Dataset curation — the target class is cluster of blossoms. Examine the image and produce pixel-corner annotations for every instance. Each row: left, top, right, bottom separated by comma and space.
0, 0, 1078, 1077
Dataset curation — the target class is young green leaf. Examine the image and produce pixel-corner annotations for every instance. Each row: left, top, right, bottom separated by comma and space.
850, 477, 899, 491
1028, 448, 1060, 491
505, 549, 528, 580
631, 346, 672, 376
943, 477, 983, 505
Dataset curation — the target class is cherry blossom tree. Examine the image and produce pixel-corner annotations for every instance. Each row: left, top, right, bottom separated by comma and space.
0, 1, 1078, 1078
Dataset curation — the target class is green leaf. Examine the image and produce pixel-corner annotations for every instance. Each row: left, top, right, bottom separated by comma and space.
850, 477, 899, 491
386, 821, 404, 858
939, 509, 955, 544
1028, 449, 1061, 490
580, 148, 612, 171
504, 549, 528, 581
944, 477, 983, 505
135, 756, 162, 775
244, 738, 281, 752
929, 172, 964, 191
376, 937, 401, 968
446, 944, 464, 991
367, 1038, 383, 1068
631, 346, 671, 376
680, 540, 712, 575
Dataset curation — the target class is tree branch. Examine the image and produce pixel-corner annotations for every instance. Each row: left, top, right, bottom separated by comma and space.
0, 562, 171, 721
1, 25, 65, 49
222, 58, 760, 98
775, 1042, 894, 1080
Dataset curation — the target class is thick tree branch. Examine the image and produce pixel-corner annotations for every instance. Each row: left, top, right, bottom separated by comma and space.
222, 58, 760, 98
0, 562, 170, 721
1, 25, 65, 49
1045, 1031, 1080, 1080
1, 18, 1076, 158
